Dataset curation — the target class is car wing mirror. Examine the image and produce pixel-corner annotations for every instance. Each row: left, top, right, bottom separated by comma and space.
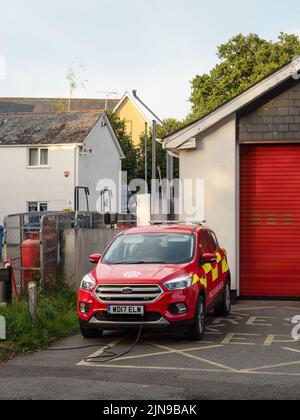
89, 254, 102, 264
201, 253, 217, 265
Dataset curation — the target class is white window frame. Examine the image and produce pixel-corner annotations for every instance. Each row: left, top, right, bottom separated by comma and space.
27, 202, 49, 213
28, 147, 49, 168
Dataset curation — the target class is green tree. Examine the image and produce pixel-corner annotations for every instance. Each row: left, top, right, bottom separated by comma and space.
107, 112, 138, 183
189, 33, 300, 120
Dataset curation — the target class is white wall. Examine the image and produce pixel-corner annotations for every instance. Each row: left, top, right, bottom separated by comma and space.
137, 194, 151, 226
78, 115, 122, 213
0, 116, 123, 223
0, 145, 76, 223
179, 116, 238, 290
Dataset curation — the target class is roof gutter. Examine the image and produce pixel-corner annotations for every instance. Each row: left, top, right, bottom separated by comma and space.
132, 90, 164, 125
0, 143, 82, 148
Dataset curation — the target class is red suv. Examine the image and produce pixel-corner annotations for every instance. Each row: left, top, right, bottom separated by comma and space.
77, 224, 231, 341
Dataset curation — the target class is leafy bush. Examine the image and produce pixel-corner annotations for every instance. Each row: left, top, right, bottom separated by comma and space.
0, 283, 78, 360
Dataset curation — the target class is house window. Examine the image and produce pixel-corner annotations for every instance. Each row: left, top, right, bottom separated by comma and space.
29, 148, 39, 167
40, 149, 49, 166
28, 148, 49, 167
28, 202, 48, 213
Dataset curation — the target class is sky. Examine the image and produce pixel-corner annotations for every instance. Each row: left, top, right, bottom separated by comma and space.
0, 0, 299, 120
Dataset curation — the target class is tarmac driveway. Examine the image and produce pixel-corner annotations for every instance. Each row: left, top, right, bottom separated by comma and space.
0, 301, 299, 400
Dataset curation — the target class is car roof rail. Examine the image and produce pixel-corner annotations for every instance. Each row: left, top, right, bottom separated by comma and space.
149, 220, 206, 226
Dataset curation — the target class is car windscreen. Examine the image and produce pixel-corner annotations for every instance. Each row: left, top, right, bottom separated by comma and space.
102, 233, 196, 265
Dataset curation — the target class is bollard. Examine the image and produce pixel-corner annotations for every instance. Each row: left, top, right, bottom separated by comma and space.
28, 282, 37, 323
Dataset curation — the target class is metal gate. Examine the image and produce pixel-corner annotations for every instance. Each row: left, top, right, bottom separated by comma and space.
3, 211, 135, 293
3, 212, 106, 292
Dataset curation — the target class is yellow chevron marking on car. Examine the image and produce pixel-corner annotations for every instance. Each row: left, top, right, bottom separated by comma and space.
201, 276, 208, 288
203, 264, 213, 275
192, 274, 207, 288
212, 266, 219, 282
216, 252, 222, 263
222, 259, 229, 274
192, 274, 199, 285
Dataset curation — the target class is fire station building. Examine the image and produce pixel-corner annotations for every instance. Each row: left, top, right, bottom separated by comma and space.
164, 59, 300, 299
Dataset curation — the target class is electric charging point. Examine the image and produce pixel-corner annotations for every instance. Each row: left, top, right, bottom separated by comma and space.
0, 267, 12, 305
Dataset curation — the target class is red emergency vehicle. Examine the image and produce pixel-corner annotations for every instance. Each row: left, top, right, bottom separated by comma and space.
77, 223, 231, 341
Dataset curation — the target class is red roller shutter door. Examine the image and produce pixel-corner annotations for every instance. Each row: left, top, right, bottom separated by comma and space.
240, 144, 300, 297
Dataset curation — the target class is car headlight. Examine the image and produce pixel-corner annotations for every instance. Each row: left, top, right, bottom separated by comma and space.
80, 274, 96, 291
164, 274, 193, 291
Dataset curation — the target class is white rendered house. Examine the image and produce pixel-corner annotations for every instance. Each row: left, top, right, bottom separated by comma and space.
0, 111, 124, 223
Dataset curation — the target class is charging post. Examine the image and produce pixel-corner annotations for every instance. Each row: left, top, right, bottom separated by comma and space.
0, 267, 12, 305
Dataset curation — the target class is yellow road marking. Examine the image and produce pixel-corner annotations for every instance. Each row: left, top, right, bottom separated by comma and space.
206, 330, 223, 335
77, 363, 300, 377
233, 306, 277, 311
264, 334, 296, 346
77, 340, 300, 377
246, 316, 276, 327
222, 333, 260, 346
76, 336, 126, 366
283, 347, 300, 354
115, 344, 224, 362
150, 342, 237, 372
231, 311, 250, 317
282, 307, 300, 311
241, 360, 300, 372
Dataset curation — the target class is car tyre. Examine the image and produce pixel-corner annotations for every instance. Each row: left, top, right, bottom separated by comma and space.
214, 281, 231, 317
184, 295, 206, 342
79, 320, 104, 339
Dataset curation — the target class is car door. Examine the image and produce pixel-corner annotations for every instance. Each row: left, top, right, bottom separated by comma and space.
207, 230, 230, 301
205, 230, 221, 304
198, 230, 216, 305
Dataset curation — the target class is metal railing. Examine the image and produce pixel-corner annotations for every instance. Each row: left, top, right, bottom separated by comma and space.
3, 211, 136, 292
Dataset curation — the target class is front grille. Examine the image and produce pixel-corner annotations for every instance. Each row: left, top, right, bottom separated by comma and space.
94, 284, 163, 303
94, 311, 162, 323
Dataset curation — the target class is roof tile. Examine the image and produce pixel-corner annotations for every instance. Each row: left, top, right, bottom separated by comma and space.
0, 111, 102, 145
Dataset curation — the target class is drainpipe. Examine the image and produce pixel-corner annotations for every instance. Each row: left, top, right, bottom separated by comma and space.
74, 146, 80, 209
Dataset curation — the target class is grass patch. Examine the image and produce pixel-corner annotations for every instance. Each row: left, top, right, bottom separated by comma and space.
0, 282, 78, 361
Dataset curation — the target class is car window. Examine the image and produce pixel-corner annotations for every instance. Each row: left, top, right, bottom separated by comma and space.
207, 231, 219, 253
102, 233, 196, 265
201, 230, 218, 254
201, 231, 211, 253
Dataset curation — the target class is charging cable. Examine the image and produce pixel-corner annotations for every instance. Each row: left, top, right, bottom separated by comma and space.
27, 292, 145, 363
45, 320, 144, 364
83, 320, 144, 364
